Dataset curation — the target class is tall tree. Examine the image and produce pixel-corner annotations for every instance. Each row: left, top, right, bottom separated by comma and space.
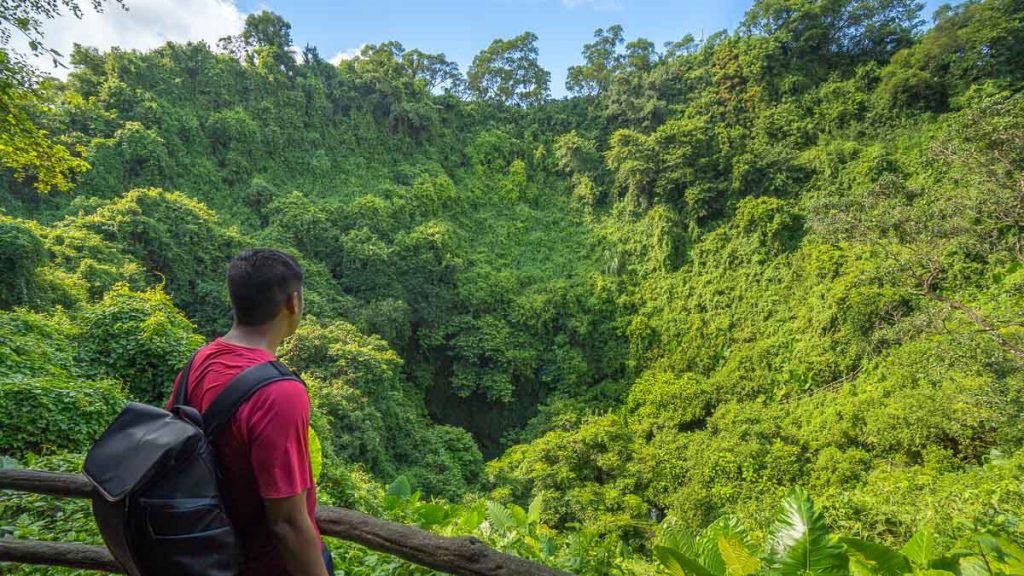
343, 41, 441, 136
467, 32, 550, 106
566, 25, 625, 97
742, 0, 924, 69
218, 10, 295, 74
402, 49, 466, 96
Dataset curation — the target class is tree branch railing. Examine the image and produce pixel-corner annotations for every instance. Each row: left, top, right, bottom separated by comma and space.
0, 469, 573, 576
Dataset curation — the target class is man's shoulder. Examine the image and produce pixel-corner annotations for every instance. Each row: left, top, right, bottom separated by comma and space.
232, 376, 309, 438
253, 375, 306, 397
242, 376, 309, 415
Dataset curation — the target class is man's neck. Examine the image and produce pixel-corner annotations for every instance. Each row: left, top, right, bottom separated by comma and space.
221, 323, 283, 355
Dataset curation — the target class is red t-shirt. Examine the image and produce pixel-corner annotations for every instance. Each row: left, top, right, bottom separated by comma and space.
166, 338, 320, 576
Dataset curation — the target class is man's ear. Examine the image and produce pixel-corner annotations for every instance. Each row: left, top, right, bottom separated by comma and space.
285, 290, 300, 314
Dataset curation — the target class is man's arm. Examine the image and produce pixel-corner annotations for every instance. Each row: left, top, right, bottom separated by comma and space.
264, 492, 328, 576
245, 379, 325, 575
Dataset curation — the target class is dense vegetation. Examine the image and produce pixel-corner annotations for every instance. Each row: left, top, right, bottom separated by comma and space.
2, 0, 1024, 573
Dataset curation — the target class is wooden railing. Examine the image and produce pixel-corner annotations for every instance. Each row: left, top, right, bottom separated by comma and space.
0, 469, 572, 576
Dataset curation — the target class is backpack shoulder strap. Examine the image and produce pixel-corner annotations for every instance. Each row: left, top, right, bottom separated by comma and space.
202, 360, 304, 437
172, 347, 205, 408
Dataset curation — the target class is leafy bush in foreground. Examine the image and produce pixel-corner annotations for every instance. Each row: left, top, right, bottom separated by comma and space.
655, 487, 1024, 576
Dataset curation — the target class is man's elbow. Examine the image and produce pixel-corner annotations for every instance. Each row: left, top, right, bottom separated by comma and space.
268, 515, 306, 543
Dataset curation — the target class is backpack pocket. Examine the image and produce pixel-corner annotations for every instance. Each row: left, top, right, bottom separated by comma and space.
137, 498, 239, 576
141, 497, 231, 537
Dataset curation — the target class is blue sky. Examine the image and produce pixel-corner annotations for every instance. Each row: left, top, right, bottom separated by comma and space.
236, 0, 949, 97
27, 0, 949, 95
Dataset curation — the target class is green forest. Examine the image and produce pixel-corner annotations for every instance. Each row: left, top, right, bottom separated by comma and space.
2, 0, 1024, 573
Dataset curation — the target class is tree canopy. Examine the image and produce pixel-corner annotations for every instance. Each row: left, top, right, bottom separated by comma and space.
467, 32, 550, 106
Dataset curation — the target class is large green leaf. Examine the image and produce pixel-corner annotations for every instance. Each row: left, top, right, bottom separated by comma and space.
958, 556, 994, 576
656, 545, 719, 576
902, 528, 944, 569
766, 487, 849, 576
954, 532, 1024, 575
659, 516, 700, 558
385, 475, 411, 500
700, 516, 754, 576
414, 502, 448, 527
383, 475, 413, 512
699, 537, 727, 576
839, 537, 912, 576
508, 503, 528, 527
719, 536, 761, 576
457, 504, 486, 533
928, 557, 962, 573
848, 556, 875, 576
989, 534, 1024, 573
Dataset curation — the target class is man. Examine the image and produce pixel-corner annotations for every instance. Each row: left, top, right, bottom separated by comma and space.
167, 248, 332, 576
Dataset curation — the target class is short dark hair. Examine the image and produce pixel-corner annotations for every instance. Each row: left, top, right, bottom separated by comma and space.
227, 248, 304, 326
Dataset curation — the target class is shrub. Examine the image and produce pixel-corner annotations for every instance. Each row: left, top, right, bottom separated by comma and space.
0, 216, 47, 309
76, 283, 204, 404
0, 309, 78, 380
69, 188, 244, 334
0, 377, 126, 457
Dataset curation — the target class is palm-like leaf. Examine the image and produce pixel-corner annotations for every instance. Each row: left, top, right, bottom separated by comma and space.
839, 537, 911, 576
656, 545, 719, 576
485, 501, 515, 533
527, 493, 544, 525
766, 487, 849, 576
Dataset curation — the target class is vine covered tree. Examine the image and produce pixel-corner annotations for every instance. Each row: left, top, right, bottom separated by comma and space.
566, 25, 625, 97
467, 31, 550, 106
218, 10, 295, 73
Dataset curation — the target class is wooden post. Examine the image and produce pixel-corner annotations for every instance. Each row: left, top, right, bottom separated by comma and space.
0, 469, 574, 576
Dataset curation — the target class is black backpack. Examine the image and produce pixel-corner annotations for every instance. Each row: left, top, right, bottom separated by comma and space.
84, 348, 303, 576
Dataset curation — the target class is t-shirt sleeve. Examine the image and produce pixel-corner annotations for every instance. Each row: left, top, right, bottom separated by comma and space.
243, 379, 314, 500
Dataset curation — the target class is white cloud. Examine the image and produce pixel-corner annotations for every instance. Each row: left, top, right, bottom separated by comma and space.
328, 44, 367, 66
11, 0, 246, 78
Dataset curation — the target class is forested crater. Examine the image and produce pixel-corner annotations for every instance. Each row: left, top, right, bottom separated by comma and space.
3, 0, 1024, 573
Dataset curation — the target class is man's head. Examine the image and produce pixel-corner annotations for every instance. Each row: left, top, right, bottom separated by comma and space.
227, 248, 304, 336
